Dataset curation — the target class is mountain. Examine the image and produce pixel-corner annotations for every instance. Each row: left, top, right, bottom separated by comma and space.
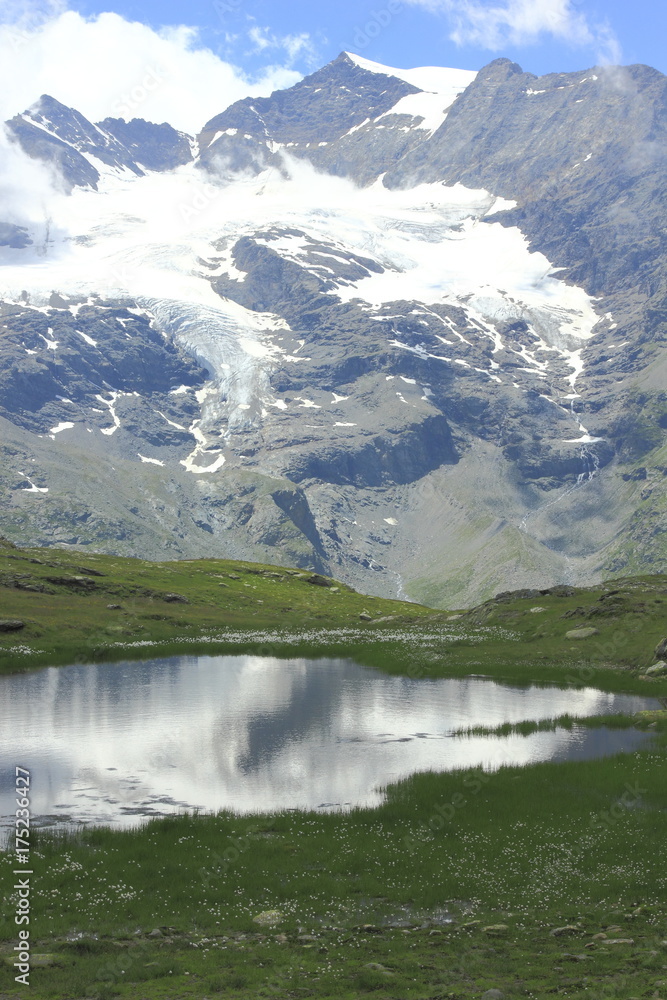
0, 52, 665, 607
4, 94, 193, 190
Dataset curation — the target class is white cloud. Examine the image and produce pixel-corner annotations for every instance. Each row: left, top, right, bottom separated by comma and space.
0, 9, 303, 133
0, 6, 306, 235
405, 0, 621, 63
0, 123, 69, 245
247, 25, 318, 66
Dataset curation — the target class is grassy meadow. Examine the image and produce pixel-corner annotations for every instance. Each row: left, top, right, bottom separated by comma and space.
1, 536, 667, 695
1, 724, 667, 999
1, 538, 667, 998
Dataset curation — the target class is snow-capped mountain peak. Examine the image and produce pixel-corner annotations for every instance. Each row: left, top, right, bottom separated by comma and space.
0, 52, 665, 604
343, 50, 477, 100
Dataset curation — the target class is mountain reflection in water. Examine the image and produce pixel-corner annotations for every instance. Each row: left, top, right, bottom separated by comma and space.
0, 655, 659, 831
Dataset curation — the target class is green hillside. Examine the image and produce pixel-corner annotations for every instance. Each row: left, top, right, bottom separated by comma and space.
1, 538, 667, 698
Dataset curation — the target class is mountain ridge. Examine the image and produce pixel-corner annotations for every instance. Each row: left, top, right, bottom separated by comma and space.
0, 52, 665, 606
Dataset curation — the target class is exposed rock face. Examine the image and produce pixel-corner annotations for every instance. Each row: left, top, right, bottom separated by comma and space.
197, 52, 420, 179
98, 117, 193, 171
0, 52, 665, 606
6, 102, 102, 191
0, 223, 32, 249
5, 95, 194, 190
0, 302, 206, 434
385, 60, 667, 305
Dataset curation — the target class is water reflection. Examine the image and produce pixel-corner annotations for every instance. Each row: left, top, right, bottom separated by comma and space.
0, 655, 659, 831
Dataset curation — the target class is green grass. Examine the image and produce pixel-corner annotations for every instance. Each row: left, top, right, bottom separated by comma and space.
0, 536, 436, 675
2, 538, 667, 697
2, 539, 667, 997
1, 718, 667, 998
451, 712, 645, 737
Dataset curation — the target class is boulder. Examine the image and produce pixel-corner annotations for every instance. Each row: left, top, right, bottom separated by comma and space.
494, 589, 542, 603
565, 627, 600, 640
0, 619, 25, 632
252, 909, 284, 927
543, 585, 576, 597
621, 468, 647, 481
75, 565, 105, 577
654, 638, 667, 660
306, 574, 331, 587
645, 661, 667, 677
363, 963, 393, 976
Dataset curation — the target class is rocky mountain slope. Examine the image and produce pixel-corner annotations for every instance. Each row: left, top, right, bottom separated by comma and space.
0, 52, 665, 606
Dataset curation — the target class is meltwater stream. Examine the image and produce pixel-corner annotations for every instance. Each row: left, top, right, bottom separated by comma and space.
0, 655, 660, 833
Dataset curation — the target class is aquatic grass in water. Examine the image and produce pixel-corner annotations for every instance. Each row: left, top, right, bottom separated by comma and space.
2, 656, 656, 832
452, 712, 642, 737
1, 728, 666, 997
3, 732, 665, 938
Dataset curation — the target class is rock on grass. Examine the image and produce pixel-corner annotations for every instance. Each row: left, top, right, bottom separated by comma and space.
0, 619, 24, 632
565, 627, 600, 640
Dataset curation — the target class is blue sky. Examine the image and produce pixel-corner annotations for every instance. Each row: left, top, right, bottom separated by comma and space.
69, 0, 667, 77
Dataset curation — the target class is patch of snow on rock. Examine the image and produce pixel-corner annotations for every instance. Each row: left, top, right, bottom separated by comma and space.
48, 421, 75, 438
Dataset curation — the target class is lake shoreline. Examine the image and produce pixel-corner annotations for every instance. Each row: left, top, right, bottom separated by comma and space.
2, 542, 667, 699
2, 652, 661, 835
2, 541, 667, 997
2, 720, 666, 999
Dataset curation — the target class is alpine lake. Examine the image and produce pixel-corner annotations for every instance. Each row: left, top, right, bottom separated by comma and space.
0, 653, 660, 832
1, 552, 667, 1000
